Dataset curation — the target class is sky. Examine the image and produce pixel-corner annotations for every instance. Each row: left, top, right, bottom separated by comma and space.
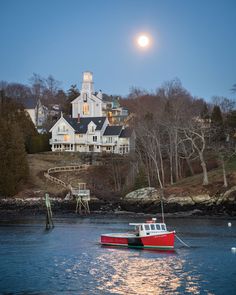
1, 0, 236, 100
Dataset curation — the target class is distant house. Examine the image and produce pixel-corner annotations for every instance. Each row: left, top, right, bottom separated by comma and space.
102, 95, 129, 125
49, 71, 135, 154
19, 97, 48, 130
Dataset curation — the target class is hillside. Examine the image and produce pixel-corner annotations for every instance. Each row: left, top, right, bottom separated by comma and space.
14, 152, 236, 202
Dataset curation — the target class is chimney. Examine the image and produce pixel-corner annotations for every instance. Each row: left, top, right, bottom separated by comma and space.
77, 113, 80, 123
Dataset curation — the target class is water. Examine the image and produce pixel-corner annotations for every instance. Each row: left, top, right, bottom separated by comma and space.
0, 215, 236, 295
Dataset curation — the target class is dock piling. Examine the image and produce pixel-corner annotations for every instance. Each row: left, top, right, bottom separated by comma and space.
45, 193, 54, 229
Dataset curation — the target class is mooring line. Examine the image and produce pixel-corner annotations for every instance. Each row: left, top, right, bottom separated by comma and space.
176, 234, 190, 248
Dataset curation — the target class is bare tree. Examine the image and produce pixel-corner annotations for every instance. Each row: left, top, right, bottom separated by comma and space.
181, 122, 209, 185
29, 73, 46, 98
212, 96, 235, 114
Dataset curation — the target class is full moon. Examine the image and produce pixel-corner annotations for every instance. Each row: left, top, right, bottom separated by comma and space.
137, 35, 150, 48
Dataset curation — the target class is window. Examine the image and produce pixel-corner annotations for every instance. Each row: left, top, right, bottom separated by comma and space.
150, 224, 155, 230
161, 224, 166, 231
79, 134, 83, 138
93, 136, 97, 142
144, 225, 150, 231
107, 137, 112, 143
83, 103, 89, 115
58, 124, 67, 133
155, 224, 161, 230
119, 144, 129, 154
83, 93, 87, 102
63, 135, 70, 141
88, 124, 95, 134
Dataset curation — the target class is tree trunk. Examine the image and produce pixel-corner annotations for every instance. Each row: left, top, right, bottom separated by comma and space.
174, 130, 179, 181
157, 142, 165, 186
168, 132, 174, 185
151, 155, 163, 189
181, 141, 194, 176
221, 158, 228, 187
200, 153, 208, 185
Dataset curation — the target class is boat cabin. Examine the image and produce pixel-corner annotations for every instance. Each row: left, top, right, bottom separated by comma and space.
129, 219, 167, 237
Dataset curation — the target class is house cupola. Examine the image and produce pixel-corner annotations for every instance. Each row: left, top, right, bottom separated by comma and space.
81, 71, 94, 96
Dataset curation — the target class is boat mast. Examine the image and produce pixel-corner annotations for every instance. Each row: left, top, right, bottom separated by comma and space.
160, 188, 165, 223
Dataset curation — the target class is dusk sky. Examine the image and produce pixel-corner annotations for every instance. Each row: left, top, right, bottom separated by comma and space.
1, 0, 236, 100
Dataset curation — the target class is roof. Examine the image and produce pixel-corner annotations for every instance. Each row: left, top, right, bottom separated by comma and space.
103, 125, 123, 136
64, 116, 107, 134
119, 127, 133, 138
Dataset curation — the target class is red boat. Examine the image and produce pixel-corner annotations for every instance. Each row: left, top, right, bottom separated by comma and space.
101, 218, 175, 250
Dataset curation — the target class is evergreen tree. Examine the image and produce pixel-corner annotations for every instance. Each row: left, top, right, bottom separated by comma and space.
63, 85, 80, 115
0, 90, 37, 149
200, 102, 210, 120
211, 105, 223, 126
0, 120, 29, 196
210, 105, 225, 142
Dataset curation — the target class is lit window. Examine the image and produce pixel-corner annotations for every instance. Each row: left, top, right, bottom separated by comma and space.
64, 135, 70, 141
83, 103, 89, 115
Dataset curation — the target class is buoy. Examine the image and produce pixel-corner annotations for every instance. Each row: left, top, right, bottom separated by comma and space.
231, 247, 236, 253
228, 222, 232, 227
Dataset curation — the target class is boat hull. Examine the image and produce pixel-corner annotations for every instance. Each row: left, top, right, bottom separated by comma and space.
101, 231, 175, 250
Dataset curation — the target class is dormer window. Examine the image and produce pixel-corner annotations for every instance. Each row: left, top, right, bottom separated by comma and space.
88, 123, 96, 134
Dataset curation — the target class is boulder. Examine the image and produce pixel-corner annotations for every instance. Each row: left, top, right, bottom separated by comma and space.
191, 194, 213, 204
124, 187, 160, 201
167, 196, 195, 206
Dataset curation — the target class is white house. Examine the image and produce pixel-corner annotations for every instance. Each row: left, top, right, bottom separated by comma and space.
71, 71, 103, 118
19, 97, 48, 130
49, 71, 135, 154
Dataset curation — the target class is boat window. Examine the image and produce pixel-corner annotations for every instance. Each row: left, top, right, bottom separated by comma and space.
140, 225, 144, 231
155, 224, 161, 230
161, 224, 166, 231
144, 224, 150, 231
150, 224, 155, 230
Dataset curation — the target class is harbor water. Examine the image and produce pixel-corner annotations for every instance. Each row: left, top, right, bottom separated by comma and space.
0, 215, 236, 295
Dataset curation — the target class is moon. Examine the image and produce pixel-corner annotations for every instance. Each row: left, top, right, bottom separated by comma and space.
137, 35, 150, 48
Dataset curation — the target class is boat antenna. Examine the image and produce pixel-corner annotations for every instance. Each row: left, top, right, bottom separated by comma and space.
160, 188, 165, 223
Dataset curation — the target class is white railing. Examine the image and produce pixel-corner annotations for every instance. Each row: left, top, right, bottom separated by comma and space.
44, 165, 90, 188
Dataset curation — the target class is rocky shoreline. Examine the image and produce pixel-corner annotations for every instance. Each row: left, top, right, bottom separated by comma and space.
1, 186, 236, 218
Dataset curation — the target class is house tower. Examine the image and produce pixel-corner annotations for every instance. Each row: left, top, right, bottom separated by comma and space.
81, 71, 94, 96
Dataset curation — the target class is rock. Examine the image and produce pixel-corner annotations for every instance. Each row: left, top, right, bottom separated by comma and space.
167, 196, 195, 206
124, 187, 160, 201
191, 194, 210, 203
217, 186, 236, 204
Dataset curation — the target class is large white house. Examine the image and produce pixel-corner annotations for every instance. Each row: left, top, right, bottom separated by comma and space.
49, 72, 135, 154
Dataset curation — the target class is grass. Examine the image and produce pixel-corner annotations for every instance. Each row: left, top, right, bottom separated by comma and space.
166, 156, 236, 196
27, 152, 85, 195
23, 152, 236, 199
